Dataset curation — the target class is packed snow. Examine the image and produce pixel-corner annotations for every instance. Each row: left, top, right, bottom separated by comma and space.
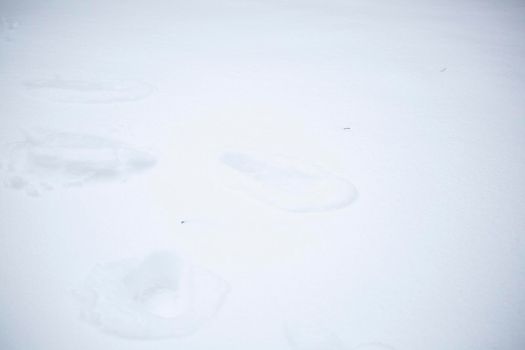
218, 151, 357, 212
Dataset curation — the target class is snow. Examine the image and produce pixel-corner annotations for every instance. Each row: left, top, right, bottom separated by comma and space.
218, 151, 357, 212
284, 320, 345, 350
0, 128, 156, 196
1, 0, 524, 349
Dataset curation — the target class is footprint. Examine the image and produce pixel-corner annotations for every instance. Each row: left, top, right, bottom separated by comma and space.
1, 17, 19, 42
74, 251, 230, 339
22, 77, 153, 103
218, 152, 357, 212
0, 128, 156, 196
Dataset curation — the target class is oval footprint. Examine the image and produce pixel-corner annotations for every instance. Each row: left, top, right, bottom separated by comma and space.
74, 251, 230, 339
0, 128, 156, 196
219, 152, 358, 212
285, 321, 345, 350
22, 78, 153, 103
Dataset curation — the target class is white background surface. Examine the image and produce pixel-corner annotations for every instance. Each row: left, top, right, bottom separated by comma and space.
1, 0, 524, 349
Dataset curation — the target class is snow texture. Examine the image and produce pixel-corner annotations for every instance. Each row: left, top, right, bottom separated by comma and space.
285, 321, 345, 350
1, 0, 524, 349
285, 322, 396, 350
353, 344, 397, 350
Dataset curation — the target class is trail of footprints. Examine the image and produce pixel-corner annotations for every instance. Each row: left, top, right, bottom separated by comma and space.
4, 74, 378, 345
0, 130, 357, 211
2, 129, 362, 341
285, 320, 346, 350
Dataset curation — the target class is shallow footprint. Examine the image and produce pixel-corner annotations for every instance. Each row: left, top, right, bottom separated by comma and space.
0, 128, 156, 196
285, 322, 396, 350
74, 251, 230, 339
218, 152, 357, 212
22, 77, 153, 103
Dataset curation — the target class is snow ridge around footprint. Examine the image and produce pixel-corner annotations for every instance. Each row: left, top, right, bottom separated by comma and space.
22, 77, 153, 103
0, 128, 156, 196
74, 251, 230, 339
218, 152, 357, 212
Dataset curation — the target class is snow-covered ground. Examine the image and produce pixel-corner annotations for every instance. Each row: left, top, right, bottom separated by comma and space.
1, 0, 524, 349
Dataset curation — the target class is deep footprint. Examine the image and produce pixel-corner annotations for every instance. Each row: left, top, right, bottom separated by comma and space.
219, 152, 357, 212
22, 78, 153, 103
0, 129, 156, 196
74, 251, 230, 339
